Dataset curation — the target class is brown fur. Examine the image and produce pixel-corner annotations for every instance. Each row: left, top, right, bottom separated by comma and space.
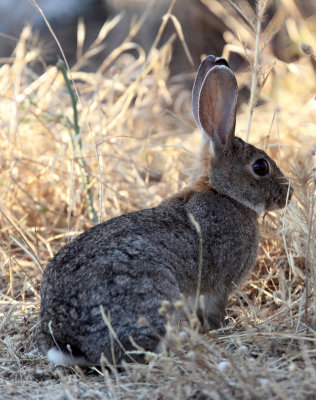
39, 56, 292, 366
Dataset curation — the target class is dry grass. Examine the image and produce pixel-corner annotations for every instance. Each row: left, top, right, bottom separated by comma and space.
0, 0, 315, 399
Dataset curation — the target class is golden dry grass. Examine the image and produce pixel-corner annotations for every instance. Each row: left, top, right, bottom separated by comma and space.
0, 1, 315, 399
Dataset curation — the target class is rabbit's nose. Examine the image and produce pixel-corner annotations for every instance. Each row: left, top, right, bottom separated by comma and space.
288, 185, 294, 200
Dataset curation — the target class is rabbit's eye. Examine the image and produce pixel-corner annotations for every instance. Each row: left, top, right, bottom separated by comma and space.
252, 158, 270, 176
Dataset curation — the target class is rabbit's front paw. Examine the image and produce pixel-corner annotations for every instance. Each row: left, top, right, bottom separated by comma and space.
196, 308, 224, 333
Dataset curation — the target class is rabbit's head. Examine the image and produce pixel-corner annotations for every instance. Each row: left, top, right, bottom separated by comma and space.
192, 55, 292, 215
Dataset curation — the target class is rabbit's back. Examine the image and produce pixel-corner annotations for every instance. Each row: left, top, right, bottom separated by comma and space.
40, 191, 258, 364
40, 204, 198, 364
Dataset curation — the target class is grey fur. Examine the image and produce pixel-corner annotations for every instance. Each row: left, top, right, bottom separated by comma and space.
39, 55, 292, 366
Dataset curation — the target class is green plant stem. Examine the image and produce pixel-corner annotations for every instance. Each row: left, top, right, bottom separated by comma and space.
58, 60, 98, 223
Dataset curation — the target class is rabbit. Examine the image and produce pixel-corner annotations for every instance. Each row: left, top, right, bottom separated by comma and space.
39, 55, 293, 367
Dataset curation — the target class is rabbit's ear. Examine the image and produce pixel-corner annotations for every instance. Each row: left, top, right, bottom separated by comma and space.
198, 64, 238, 152
192, 56, 230, 129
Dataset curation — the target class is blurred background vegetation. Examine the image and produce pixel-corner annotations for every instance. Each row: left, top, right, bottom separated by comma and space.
2, 0, 316, 75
